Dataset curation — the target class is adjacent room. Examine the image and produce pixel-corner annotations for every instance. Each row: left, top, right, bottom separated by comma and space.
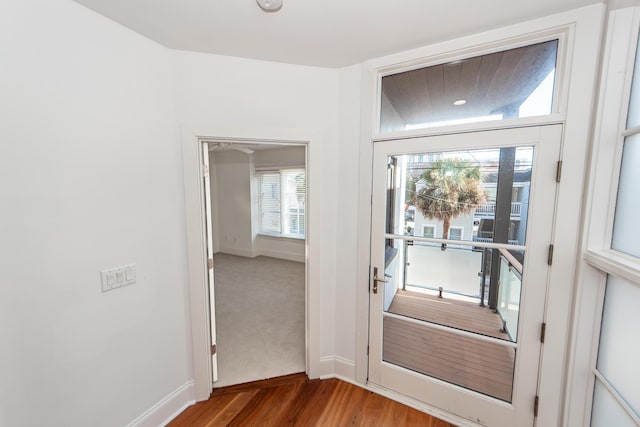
207, 144, 306, 387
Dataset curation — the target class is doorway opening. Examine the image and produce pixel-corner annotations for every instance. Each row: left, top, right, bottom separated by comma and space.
204, 140, 307, 388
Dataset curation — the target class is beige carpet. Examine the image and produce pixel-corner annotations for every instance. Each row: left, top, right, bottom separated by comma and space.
212, 253, 305, 387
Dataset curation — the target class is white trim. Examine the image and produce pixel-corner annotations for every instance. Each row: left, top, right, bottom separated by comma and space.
182, 126, 320, 402
373, 116, 565, 143
258, 248, 305, 263
356, 4, 605, 426
126, 381, 195, 427
318, 356, 357, 381
564, 6, 640, 426
217, 247, 256, 259
585, 249, 640, 285
593, 371, 640, 425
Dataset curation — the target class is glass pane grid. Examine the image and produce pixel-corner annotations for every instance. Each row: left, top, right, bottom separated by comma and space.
592, 372, 640, 426
612, 133, 640, 258
593, 275, 640, 425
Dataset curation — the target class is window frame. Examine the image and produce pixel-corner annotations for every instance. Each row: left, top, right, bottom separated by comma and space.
422, 224, 436, 238
372, 30, 571, 141
256, 167, 306, 240
565, 7, 640, 426
448, 226, 464, 241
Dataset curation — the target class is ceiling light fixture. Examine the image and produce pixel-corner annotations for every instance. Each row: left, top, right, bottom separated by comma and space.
257, 0, 283, 12
453, 99, 467, 106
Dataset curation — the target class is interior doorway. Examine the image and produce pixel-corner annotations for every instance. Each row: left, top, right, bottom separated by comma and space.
203, 140, 308, 388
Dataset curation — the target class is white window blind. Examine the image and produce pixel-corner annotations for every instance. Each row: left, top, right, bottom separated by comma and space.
257, 169, 305, 238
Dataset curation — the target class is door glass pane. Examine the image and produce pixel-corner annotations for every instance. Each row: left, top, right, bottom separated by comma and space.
596, 274, 640, 417
626, 32, 640, 128
591, 381, 638, 427
383, 146, 536, 403
404, 147, 534, 246
380, 40, 558, 133
612, 134, 640, 258
403, 243, 525, 342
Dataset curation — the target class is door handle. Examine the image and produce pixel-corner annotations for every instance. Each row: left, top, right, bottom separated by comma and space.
372, 267, 388, 294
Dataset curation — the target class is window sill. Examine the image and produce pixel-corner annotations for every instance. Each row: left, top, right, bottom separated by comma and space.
584, 248, 640, 284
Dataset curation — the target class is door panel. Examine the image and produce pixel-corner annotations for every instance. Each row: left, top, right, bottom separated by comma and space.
368, 125, 561, 426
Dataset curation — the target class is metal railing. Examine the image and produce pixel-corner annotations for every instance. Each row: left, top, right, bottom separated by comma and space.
474, 202, 522, 216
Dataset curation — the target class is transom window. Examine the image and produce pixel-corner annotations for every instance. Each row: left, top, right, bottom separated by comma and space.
257, 169, 306, 238
379, 39, 559, 133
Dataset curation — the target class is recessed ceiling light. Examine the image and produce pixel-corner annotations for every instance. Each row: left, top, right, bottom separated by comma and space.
453, 99, 467, 106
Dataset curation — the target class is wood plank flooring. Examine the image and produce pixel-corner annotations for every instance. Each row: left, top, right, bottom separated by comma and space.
168, 373, 454, 426
384, 290, 515, 402
388, 290, 509, 340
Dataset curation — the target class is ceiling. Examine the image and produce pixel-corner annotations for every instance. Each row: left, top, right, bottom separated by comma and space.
71, 0, 602, 67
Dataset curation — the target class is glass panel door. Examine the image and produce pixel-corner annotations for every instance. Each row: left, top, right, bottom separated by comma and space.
368, 125, 562, 426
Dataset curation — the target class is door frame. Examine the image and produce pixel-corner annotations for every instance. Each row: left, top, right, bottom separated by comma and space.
355, 5, 604, 426
182, 126, 317, 401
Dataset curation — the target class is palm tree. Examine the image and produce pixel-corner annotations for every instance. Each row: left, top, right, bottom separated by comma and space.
415, 158, 487, 250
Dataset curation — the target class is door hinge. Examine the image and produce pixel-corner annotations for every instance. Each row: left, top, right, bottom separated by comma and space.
547, 244, 554, 265
202, 164, 209, 178
367, 345, 369, 356
211, 344, 217, 356
556, 160, 563, 183
540, 322, 546, 343
534, 395, 540, 417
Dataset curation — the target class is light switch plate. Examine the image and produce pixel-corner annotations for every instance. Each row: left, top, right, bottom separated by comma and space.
101, 264, 136, 292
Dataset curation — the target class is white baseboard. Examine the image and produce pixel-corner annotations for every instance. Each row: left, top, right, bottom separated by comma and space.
126, 381, 195, 427
317, 356, 356, 382
218, 247, 255, 258
259, 249, 305, 263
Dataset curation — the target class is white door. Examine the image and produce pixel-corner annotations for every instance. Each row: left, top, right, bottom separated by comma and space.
368, 125, 562, 426
202, 143, 218, 383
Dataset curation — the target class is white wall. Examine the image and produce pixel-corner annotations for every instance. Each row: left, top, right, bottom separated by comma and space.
0, 1, 191, 426
254, 146, 305, 168
211, 150, 255, 257
333, 65, 363, 364
172, 51, 362, 364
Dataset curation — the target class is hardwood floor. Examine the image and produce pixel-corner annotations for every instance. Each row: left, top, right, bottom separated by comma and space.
168, 373, 454, 426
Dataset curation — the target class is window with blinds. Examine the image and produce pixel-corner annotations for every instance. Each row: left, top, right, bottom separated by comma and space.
257, 169, 305, 238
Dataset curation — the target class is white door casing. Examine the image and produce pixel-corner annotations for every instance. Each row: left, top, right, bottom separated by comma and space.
201, 142, 218, 383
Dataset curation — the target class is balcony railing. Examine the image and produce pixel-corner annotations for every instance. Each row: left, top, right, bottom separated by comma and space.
474, 202, 522, 216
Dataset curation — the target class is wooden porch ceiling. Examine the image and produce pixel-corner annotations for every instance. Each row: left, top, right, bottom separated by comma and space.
381, 40, 558, 125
